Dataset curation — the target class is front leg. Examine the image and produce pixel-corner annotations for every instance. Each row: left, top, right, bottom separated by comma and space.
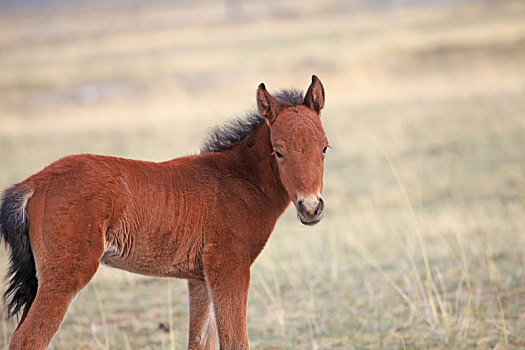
188, 279, 216, 350
203, 246, 251, 350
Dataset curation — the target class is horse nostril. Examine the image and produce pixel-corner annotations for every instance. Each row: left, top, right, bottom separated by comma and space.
314, 197, 324, 216
297, 199, 306, 215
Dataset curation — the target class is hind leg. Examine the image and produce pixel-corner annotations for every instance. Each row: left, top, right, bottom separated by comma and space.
9, 202, 105, 350
9, 257, 100, 350
187, 279, 216, 350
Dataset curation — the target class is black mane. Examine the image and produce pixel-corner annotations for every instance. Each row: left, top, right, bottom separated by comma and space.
200, 88, 304, 153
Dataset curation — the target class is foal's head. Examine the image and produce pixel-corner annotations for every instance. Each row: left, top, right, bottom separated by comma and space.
257, 75, 328, 225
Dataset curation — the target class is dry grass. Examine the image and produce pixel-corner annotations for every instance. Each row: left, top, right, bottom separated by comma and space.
1, 0, 524, 348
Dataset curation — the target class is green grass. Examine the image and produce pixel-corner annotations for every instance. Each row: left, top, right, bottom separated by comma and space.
1, 0, 524, 348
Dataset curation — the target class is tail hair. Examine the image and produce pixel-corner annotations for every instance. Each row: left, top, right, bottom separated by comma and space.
0, 186, 38, 319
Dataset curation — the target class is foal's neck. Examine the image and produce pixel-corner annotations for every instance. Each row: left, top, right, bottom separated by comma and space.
230, 122, 290, 214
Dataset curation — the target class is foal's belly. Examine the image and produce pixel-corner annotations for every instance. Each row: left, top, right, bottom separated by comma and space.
100, 228, 205, 280
100, 251, 203, 280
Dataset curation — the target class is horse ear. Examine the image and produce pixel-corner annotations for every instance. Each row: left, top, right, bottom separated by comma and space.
257, 83, 282, 123
303, 75, 325, 114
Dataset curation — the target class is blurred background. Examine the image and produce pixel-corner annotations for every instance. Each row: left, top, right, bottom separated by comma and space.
0, 0, 524, 348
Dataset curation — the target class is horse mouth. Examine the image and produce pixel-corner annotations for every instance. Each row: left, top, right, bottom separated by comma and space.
297, 213, 323, 226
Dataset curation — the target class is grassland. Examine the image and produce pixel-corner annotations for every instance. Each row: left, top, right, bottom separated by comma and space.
0, 0, 524, 348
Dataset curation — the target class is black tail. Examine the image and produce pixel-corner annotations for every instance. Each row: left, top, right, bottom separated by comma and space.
0, 186, 38, 319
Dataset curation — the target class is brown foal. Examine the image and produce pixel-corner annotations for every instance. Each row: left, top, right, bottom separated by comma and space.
0, 75, 329, 349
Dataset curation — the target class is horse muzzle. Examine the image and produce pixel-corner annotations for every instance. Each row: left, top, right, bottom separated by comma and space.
296, 195, 324, 226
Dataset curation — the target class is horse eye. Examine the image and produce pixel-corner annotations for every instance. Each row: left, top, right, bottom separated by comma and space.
322, 146, 328, 154
275, 151, 283, 159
